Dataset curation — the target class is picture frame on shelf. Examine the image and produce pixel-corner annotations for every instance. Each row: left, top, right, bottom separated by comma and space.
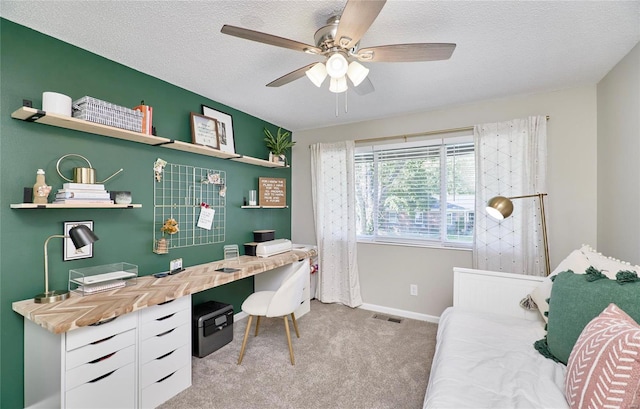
202, 105, 235, 154
190, 112, 219, 149
63, 220, 94, 261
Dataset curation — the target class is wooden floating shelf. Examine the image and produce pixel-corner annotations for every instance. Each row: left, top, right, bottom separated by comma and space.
241, 205, 289, 209
164, 140, 240, 159
233, 156, 289, 168
11, 106, 167, 145
11, 107, 289, 168
11, 203, 142, 209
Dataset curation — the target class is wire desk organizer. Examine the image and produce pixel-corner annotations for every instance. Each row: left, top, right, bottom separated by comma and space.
153, 161, 226, 253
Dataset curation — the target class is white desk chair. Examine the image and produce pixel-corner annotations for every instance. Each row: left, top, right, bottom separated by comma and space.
237, 261, 308, 365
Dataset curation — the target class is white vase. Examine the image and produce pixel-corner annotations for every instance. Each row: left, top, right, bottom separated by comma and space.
269, 152, 285, 164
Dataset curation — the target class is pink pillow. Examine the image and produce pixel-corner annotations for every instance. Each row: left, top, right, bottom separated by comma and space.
565, 303, 640, 408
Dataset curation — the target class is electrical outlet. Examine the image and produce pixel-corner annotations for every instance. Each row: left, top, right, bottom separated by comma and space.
410, 284, 418, 296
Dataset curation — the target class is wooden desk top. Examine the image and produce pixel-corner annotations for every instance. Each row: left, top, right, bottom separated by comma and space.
13, 248, 316, 334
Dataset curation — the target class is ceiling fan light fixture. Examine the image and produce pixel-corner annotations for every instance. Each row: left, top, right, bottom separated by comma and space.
347, 61, 369, 86
305, 63, 328, 87
326, 53, 349, 78
329, 76, 348, 93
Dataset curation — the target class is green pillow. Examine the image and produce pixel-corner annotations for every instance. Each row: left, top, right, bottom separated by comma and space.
535, 270, 640, 364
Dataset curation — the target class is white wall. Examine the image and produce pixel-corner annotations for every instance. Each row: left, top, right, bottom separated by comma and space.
597, 42, 640, 265
292, 86, 598, 317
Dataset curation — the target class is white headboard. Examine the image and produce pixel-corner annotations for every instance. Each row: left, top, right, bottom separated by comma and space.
453, 267, 545, 322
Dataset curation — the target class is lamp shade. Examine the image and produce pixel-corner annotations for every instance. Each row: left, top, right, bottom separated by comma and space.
486, 196, 514, 220
69, 224, 99, 248
329, 76, 348, 93
347, 61, 369, 87
326, 53, 348, 78
305, 63, 327, 87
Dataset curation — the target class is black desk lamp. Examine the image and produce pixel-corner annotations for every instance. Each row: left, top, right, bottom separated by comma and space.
34, 224, 99, 303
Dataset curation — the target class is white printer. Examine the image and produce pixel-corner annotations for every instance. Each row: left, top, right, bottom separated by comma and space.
255, 239, 292, 257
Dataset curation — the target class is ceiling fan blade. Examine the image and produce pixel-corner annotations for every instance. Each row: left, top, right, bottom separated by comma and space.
335, 0, 386, 49
352, 77, 375, 96
221, 25, 321, 54
266, 63, 318, 87
356, 43, 456, 62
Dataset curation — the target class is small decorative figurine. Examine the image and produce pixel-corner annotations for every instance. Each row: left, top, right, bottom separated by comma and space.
33, 169, 52, 204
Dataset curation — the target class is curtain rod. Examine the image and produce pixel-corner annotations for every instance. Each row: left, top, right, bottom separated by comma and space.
354, 115, 550, 144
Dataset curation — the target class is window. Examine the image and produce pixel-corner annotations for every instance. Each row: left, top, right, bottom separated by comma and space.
355, 136, 475, 247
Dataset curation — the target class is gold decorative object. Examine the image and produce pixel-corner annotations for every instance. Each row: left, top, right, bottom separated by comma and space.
161, 218, 179, 235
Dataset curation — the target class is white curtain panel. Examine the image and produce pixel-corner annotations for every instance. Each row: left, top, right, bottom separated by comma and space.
310, 141, 363, 307
473, 116, 547, 276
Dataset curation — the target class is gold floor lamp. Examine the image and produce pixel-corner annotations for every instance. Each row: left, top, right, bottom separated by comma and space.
34, 224, 99, 303
485, 193, 550, 276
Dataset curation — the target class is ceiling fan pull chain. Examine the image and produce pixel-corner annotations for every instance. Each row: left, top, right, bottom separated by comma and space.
335, 93, 339, 117
345, 90, 348, 114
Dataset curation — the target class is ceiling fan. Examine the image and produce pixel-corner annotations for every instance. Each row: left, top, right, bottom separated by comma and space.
221, 0, 456, 95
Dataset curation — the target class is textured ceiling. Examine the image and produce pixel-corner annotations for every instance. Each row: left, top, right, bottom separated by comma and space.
2, 1, 639, 131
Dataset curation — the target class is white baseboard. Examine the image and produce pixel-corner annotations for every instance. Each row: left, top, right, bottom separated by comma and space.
235, 303, 440, 324
234, 311, 249, 321
359, 303, 440, 324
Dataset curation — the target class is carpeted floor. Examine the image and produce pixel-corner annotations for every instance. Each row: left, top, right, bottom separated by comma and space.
160, 300, 438, 409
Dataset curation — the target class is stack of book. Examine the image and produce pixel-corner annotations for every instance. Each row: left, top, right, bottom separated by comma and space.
133, 101, 153, 135
54, 183, 113, 204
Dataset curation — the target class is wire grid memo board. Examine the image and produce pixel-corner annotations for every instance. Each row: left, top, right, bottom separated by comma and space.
153, 161, 226, 250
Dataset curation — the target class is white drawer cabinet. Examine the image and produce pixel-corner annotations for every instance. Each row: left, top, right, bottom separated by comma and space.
140, 365, 192, 409
66, 313, 137, 350
138, 296, 192, 408
66, 328, 136, 370
24, 295, 192, 409
25, 313, 137, 409
66, 362, 136, 409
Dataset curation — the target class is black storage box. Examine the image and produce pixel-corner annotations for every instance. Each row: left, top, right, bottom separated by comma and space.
244, 242, 258, 256
253, 229, 275, 242
192, 301, 234, 358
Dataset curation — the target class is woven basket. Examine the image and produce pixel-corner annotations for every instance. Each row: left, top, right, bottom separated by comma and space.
72, 96, 143, 132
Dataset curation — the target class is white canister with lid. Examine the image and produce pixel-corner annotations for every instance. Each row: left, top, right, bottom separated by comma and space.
42, 92, 72, 116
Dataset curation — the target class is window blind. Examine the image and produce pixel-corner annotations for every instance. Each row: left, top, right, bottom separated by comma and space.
355, 139, 474, 246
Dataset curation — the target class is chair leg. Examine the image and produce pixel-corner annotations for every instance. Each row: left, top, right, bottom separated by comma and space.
237, 315, 253, 365
254, 316, 261, 336
283, 316, 295, 365
291, 313, 300, 338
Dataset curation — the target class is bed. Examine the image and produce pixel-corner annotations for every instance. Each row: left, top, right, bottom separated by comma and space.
424, 247, 640, 409
423, 267, 568, 408
424, 306, 567, 408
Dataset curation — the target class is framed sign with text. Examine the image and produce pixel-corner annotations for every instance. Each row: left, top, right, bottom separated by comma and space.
190, 112, 219, 149
258, 177, 286, 207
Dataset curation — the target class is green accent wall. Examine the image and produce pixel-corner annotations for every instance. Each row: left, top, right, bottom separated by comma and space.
0, 19, 292, 408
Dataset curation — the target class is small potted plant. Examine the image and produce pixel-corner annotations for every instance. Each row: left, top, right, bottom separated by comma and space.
263, 127, 296, 165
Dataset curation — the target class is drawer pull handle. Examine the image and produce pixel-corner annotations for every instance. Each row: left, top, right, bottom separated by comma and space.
156, 313, 176, 321
90, 335, 116, 345
158, 300, 174, 305
89, 351, 117, 364
156, 371, 176, 383
157, 328, 175, 337
157, 349, 176, 360
90, 317, 117, 326
89, 370, 116, 383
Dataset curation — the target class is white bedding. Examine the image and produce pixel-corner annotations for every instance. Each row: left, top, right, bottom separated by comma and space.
424, 307, 568, 409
